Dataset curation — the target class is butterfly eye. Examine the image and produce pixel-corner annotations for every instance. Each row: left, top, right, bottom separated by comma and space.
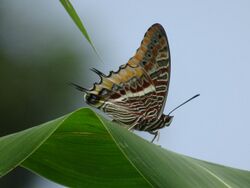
86, 94, 100, 105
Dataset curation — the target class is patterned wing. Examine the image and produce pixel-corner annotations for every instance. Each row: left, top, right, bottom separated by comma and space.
84, 23, 171, 129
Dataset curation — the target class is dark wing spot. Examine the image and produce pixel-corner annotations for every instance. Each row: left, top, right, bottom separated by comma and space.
142, 61, 147, 66
147, 53, 152, 58
120, 89, 126, 95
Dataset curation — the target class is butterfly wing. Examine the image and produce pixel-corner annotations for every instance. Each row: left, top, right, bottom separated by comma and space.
131, 23, 171, 116
86, 23, 171, 128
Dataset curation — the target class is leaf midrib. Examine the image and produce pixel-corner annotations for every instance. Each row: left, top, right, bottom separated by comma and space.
95, 113, 154, 188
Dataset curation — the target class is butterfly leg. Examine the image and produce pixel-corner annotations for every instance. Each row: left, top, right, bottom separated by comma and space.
149, 130, 160, 143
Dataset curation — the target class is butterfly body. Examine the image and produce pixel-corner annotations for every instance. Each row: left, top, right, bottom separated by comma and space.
75, 23, 173, 140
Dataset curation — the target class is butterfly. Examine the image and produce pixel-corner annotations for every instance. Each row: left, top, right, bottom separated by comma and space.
73, 23, 181, 142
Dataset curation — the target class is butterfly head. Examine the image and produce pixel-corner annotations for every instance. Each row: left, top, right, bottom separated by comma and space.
84, 92, 103, 108
70, 82, 104, 108
163, 115, 174, 127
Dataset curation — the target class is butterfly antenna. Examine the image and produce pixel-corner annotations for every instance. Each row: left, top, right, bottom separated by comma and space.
69, 82, 88, 93
168, 94, 200, 116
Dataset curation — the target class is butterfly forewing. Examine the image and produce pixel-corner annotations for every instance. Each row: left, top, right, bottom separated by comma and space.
85, 24, 171, 131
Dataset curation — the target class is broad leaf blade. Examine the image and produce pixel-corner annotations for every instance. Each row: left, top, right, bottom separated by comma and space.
0, 115, 68, 177
22, 109, 150, 187
0, 108, 250, 187
101, 116, 250, 188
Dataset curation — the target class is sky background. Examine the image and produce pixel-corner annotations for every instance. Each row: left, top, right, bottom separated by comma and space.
1, 0, 250, 187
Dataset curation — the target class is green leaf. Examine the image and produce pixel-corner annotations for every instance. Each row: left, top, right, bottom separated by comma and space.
60, 0, 99, 57
0, 108, 250, 187
0, 114, 70, 177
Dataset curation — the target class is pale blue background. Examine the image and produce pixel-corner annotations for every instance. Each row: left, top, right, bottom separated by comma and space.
2, 0, 250, 187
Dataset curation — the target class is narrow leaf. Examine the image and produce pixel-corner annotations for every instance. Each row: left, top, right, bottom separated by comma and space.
59, 0, 99, 57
